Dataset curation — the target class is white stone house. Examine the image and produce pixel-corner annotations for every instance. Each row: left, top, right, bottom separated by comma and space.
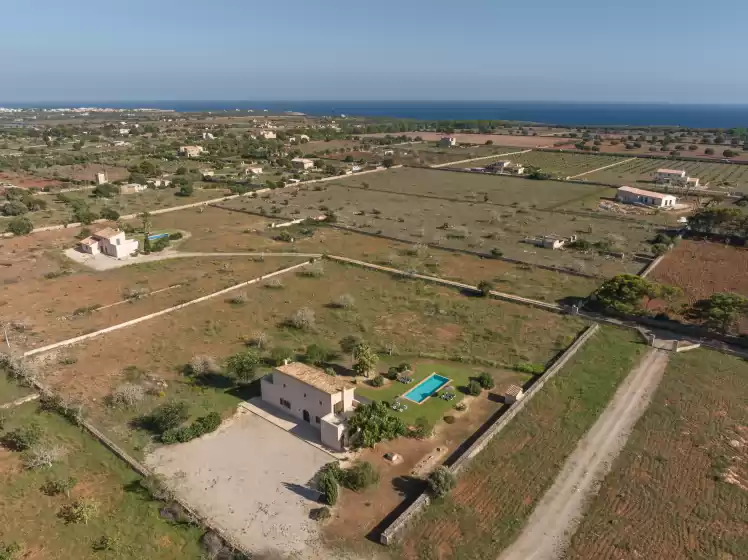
616, 186, 677, 208
119, 183, 148, 194
259, 130, 276, 140
178, 145, 205, 158
486, 160, 525, 175
654, 168, 699, 188
95, 172, 108, 185
245, 166, 263, 175
260, 362, 356, 451
78, 227, 139, 259
291, 157, 315, 170
439, 136, 457, 148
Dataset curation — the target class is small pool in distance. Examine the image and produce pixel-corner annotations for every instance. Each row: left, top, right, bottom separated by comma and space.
403, 374, 451, 404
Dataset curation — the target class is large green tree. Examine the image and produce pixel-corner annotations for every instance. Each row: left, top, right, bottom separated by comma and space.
687, 292, 748, 333
347, 401, 406, 449
352, 342, 378, 378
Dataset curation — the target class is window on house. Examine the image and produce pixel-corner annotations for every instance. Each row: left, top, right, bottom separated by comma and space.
304, 393, 307, 398
280, 398, 291, 409
315, 416, 320, 424
283, 384, 286, 388
319, 400, 323, 406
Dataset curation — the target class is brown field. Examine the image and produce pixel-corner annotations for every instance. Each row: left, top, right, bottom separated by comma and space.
651, 239, 748, 303
362, 132, 566, 147
216, 169, 657, 276
568, 349, 748, 560
37, 163, 131, 182
0, 170, 61, 189
0, 227, 83, 283
2, 256, 305, 350
152, 205, 600, 301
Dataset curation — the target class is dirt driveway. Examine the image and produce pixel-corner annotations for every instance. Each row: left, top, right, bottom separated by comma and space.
146, 409, 335, 559
498, 348, 670, 560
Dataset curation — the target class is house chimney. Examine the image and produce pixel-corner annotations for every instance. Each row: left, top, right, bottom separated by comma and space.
283, 358, 290, 366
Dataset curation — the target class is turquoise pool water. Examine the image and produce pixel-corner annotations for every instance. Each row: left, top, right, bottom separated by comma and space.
403, 374, 450, 403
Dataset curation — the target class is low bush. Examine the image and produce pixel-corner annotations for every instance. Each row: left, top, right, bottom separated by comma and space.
23, 443, 66, 470
160, 412, 222, 444
409, 416, 433, 439
59, 499, 98, 525
443, 415, 456, 424
3, 422, 43, 451
41, 476, 78, 497
340, 461, 379, 491
309, 507, 331, 521
189, 354, 221, 376
427, 466, 456, 498
477, 371, 495, 390
142, 401, 189, 434
467, 380, 482, 396
370, 375, 385, 387
168, 231, 183, 240
108, 383, 146, 408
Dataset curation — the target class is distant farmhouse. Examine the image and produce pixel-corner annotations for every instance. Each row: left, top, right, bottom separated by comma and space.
616, 186, 677, 208
439, 136, 457, 148
654, 168, 700, 189
260, 362, 356, 451
178, 145, 205, 158
78, 228, 139, 259
259, 130, 276, 140
291, 157, 315, 170
486, 160, 525, 175
95, 172, 108, 185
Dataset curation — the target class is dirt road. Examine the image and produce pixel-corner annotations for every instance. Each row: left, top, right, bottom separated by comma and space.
498, 348, 670, 560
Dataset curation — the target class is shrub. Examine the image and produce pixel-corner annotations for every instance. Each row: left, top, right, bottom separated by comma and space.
248, 331, 269, 349
140, 474, 175, 502
339, 334, 362, 355
274, 230, 294, 242
477, 280, 494, 297
23, 443, 66, 470
144, 401, 189, 434
3, 422, 43, 451
2, 201, 29, 216
287, 307, 316, 330
330, 293, 355, 309
92, 183, 119, 198
300, 261, 325, 277
477, 371, 495, 390
309, 507, 331, 521
59, 499, 98, 525
410, 416, 433, 439
168, 231, 183, 240
467, 380, 482, 396
99, 207, 120, 220
318, 472, 339, 505
178, 184, 194, 196
6, 216, 33, 235
161, 412, 221, 444
189, 354, 221, 376
443, 415, 456, 424
490, 248, 503, 258
341, 461, 379, 491
267, 346, 293, 366
41, 476, 78, 497
303, 343, 329, 366
370, 375, 385, 387
227, 291, 247, 305
513, 362, 545, 374
652, 243, 669, 256
109, 383, 145, 408
427, 466, 456, 498
226, 349, 261, 383
0, 542, 22, 560
705, 147, 715, 155
92, 535, 121, 552
264, 278, 284, 289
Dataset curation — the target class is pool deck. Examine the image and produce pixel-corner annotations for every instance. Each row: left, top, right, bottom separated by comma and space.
400, 373, 451, 405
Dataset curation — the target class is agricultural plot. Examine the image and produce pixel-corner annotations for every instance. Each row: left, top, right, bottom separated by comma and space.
458, 150, 628, 178
159, 206, 601, 302
33, 259, 586, 458
393, 327, 647, 560
0, 400, 204, 559
568, 349, 748, 560
218, 172, 657, 276
393, 144, 530, 166
2, 256, 306, 349
583, 157, 748, 189
0, 186, 229, 230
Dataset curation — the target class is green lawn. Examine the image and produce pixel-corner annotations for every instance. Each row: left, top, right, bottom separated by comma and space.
0, 372, 34, 405
0, 402, 204, 559
356, 361, 473, 426
395, 326, 648, 559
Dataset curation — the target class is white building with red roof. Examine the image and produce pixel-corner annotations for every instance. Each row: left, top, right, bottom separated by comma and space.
78, 227, 139, 259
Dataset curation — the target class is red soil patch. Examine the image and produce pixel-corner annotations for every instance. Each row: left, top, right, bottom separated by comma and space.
0, 171, 61, 189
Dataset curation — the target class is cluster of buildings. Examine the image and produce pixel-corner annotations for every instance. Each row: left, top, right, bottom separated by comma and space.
614, 168, 701, 209
654, 168, 700, 189
486, 160, 525, 175
178, 145, 206, 158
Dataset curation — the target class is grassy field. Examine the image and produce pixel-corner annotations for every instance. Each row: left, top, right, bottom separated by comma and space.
0, 373, 33, 404
35, 260, 585, 458
392, 326, 647, 560
218, 175, 656, 276
568, 349, 748, 560
583, 157, 748, 189
456, 151, 628, 177
0, 401, 204, 559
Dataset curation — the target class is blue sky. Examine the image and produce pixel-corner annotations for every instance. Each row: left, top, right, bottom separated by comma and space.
2, 0, 746, 103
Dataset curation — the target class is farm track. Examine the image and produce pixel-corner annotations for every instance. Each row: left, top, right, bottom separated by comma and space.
498, 348, 670, 560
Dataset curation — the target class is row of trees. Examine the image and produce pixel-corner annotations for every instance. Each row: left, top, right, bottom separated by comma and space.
594, 274, 748, 334
689, 207, 748, 239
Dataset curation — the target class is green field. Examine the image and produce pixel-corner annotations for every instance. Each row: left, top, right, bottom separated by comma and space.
457, 151, 627, 178
584, 157, 748, 189
0, 401, 204, 559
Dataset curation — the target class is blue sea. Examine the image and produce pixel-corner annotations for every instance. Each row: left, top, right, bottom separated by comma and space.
7, 100, 748, 128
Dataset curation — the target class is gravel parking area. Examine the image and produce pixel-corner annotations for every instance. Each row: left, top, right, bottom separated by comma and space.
146, 409, 334, 558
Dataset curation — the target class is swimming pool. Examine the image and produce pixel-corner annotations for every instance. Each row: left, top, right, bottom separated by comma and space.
148, 233, 169, 240
402, 374, 451, 404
